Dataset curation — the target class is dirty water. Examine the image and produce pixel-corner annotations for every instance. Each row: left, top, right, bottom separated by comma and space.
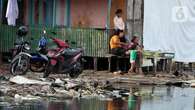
0, 86, 194, 110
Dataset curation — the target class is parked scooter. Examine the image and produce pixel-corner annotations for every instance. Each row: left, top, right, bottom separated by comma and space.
10, 26, 48, 75
43, 32, 84, 78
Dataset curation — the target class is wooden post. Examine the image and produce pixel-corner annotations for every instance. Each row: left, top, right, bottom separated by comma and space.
52, 0, 56, 27
66, 0, 71, 27
93, 57, 98, 71
107, 0, 112, 28
168, 59, 173, 73
126, 0, 144, 43
126, 0, 134, 39
162, 59, 166, 72
108, 57, 112, 72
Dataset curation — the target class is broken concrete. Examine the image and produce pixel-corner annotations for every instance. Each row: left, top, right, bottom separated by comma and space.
0, 70, 194, 103
9, 76, 51, 85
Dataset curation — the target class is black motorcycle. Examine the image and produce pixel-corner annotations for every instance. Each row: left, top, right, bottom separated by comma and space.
10, 26, 48, 75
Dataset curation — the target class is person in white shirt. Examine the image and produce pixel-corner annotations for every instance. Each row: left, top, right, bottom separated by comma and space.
113, 9, 129, 43
114, 9, 125, 30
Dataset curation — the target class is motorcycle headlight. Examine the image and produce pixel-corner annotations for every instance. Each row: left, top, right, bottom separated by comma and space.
24, 44, 31, 50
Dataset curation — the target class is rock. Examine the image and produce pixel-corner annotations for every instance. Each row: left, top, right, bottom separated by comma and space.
0, 86, 17, 97
14, 94, 41, 103
9, 76, 51, 85
54, 88, 69, 94
50, 78, 65, 88
51, 83, 63, 88
0, 90, 4, 96
0, 102, 11, 106
14, 94, 23, 103
41, 85, 51, 93
65, 81, 81, 90
41, 85, 55, 94
111, 90, 122, 98
190, 83, 195, 87
0, 75, 9, 81
55, 78, 64, 84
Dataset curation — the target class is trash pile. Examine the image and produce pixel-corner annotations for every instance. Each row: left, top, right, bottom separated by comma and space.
0, 70, 194, 103
0, 75, 132, 103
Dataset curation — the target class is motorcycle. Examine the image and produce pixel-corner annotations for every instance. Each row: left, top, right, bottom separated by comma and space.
43, 32, 84, 78
10, 26, 48, 75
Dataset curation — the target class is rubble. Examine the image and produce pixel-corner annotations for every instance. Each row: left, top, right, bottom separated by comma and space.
0, 70, 194, 102
9, 76, 51, 85
14, 94, 41, 103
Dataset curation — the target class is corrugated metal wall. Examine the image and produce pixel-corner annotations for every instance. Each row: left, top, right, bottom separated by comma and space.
0, 25, 110, 57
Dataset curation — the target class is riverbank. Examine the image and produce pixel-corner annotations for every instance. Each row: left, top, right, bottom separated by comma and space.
0, 63, 195, 101
0, 67, 195, 101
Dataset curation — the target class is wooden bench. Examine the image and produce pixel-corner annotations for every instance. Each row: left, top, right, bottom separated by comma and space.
104, 54, 117, 72
104, 54, 129, 72
144, 52, 175, 73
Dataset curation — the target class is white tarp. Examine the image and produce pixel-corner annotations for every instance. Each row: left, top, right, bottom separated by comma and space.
143, 0, 195, 62
6, 0, 18, 26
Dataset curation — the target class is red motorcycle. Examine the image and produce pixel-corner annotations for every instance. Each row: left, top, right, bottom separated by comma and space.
43, 32, 84, 78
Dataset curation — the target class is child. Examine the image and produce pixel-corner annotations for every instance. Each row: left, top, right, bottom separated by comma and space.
114, 9, 125, 31
128, 36, 143, 75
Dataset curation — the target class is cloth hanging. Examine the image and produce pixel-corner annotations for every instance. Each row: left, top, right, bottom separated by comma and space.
6, 0, 19, 26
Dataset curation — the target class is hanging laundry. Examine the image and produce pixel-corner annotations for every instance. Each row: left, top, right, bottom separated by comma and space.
6, 0, 19, 26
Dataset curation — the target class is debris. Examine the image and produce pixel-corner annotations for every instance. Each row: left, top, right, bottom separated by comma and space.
9, 76, 51, 85
65, 81, 82, 90
55, 78, 64, 84
0, 75, 9, 81
0, 70, 194, 102
14, 94, 41, 103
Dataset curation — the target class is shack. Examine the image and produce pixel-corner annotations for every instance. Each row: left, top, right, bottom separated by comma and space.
0, 0, 144, 70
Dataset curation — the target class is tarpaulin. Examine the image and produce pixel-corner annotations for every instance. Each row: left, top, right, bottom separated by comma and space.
143, 0, 195, 62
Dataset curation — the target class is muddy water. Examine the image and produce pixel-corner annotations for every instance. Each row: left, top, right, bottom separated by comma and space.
0, 86, 195, 110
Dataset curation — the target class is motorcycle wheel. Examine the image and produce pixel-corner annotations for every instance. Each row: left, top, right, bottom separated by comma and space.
69, 62, 83, 78
30, 61, 46, 72
10, 56, 30, 75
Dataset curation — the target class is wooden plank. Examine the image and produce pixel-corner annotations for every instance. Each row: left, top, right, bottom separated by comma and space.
66, 0, 71, 27
127, 0, 134, 20
107, 0, 112, 28
126, 21, 133, 40
29, 0, 34, 25
126, 0, 144, 43
134, 0, 142, 20
132, 20, 143, 37
126, 0, 134, 38
53, 0, 56, 27
38, 0, 43, 25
